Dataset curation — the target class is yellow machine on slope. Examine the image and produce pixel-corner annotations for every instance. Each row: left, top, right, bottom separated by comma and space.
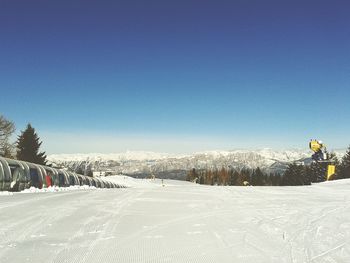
309, 139, 336, 180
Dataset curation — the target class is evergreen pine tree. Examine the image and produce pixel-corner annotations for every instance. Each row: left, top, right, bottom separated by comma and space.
250, 169, 258, 186
306, 162, 326, 183
328, 152, 340, 166
16, 124, 47, 165
338, 146, 350, 179
282, 163, 305, 186
237, 168, 250, 186
229, 170, 239, 186
212, 169, 218, 185
271, 173, 282, 186
254, 167, 265, 186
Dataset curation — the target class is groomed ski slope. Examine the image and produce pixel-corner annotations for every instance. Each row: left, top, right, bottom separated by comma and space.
0, 177, 349, 263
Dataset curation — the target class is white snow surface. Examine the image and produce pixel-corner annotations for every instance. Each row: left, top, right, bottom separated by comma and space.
1, 177, 350, 262
21, 185, 98, 193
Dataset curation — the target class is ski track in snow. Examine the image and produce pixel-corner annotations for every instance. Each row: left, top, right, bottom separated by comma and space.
0, 177, 350, 263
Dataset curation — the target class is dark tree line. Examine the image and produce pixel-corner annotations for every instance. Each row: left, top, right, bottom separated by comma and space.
335, 146, 350, 180
186, 167, 283, 186
187, 146, 350, 186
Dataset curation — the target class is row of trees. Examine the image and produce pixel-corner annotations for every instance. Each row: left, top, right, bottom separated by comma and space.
283, 148, 350, 185
0, 114, 47, 165
186, 147, 350, 186
337, 148, 350, 180
186, 167, 286, 186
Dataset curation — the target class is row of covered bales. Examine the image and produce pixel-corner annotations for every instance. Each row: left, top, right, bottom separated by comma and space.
0, 157, 124, 192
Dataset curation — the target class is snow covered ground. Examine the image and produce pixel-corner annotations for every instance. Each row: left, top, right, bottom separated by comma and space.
0, 176, 350, 262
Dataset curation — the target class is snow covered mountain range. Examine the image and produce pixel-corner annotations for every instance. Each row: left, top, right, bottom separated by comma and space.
47, 149, 346, 180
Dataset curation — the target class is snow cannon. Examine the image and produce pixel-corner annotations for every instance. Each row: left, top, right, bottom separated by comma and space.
327, 165, 336, 180
309, 139, 326, 161
309, 139, 336, 180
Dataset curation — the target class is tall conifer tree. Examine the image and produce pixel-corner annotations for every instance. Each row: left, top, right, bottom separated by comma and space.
16, 124, 47, 165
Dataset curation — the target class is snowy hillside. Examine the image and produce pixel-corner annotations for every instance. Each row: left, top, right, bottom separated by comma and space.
47, 149, 345, 179
1, 177, 350, 262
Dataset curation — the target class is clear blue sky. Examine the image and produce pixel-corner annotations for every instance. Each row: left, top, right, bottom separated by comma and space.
1, 0, 349, 153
